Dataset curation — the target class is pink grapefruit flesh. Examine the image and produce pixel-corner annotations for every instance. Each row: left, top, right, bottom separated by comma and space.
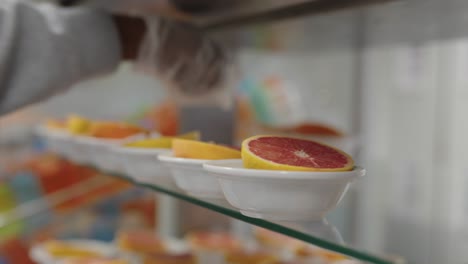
241, 135, 354, 172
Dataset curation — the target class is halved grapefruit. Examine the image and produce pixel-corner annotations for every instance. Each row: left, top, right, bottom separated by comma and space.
172, 139, 241, 160
242, 135, 353, 172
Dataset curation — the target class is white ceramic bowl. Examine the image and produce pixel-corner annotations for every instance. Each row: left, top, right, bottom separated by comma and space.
76, 134, 148, 173
65, 135, 111, 169
203, 160, 365, 221
36, 126, 73, 158
158, 154, 229, 199
68, 135, 99, 165
113, 146, 172, 185
92, 139, 126, 173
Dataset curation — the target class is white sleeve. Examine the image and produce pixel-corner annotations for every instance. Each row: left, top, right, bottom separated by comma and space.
0, 0, 121, 114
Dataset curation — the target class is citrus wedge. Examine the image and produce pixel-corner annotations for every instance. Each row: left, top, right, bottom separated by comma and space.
66, 115, 91, 135
242, 135, 354, 172
172, 139, 241, 160
88, 121, 145, 139
125, 131, 200, 149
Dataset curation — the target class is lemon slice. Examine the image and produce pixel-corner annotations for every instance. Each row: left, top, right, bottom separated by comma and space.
66, 115, 91, 135
125, 131, 200, 149
172, 139, 240, 160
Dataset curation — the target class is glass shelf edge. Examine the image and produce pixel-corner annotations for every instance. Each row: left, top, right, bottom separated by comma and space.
105, 172, 394, 264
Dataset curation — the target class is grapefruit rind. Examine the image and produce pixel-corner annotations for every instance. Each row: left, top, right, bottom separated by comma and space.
173, 139, 241, 160
241, 135, 354, 172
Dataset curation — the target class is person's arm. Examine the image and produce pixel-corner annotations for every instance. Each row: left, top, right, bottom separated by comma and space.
0, 1, 144, 115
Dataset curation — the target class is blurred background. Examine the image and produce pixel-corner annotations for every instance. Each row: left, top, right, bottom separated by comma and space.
1, 0, 468, 263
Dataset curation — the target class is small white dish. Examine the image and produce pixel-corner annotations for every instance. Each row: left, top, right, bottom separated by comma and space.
92, 138, 126, 173
113, 146, 172, 185
77, 133, 148, 173
203, 160, 365, 221
36, 126, 73, 159
69, 135, 100, 165
30, 239, 118, 264
158, 154, 229, 199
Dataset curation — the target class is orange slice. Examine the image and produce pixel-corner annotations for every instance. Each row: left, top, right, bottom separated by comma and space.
242, 135, 354, 172
172, 139, 241, 160
88, 121, 145, 139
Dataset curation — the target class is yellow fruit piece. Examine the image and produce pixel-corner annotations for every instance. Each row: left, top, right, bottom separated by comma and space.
125, 131, 200, 149
241, 135, 354, 172
172, 139, 241, 160
178, 131, 201, 140
66, 115, 91, 135
44, 241, 102, 258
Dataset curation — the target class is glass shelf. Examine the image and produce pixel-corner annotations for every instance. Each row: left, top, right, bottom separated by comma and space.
0, 176, 131, 229
104, 172, 397, 264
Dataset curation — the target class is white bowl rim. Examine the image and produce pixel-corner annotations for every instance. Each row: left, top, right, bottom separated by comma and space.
203, 159, 365, 180
158, 153, 211, 164
113, 145, 172, 155
72, 135, 126, 146
72, 132, 149, 145
36, 125, 69, 138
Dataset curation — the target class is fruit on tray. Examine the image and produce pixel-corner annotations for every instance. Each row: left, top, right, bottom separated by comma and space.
144, 253, 196, 264
242, 135, 354, 172
43, 240, 103, 258
186, 231, 241, 252
116, 230, 167, 254
62, 257, 129, 264
125, 131, 200, 149
225, 250, 278, 264
172, 139, 241, 160
66, 115, 92, 135
88, 121, 145, 139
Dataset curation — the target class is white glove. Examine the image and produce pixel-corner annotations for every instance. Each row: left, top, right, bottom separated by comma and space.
136, 17, 237, 109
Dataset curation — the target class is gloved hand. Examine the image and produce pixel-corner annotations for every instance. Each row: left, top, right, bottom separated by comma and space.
136, 17, 236, 108
60, 0, 236, 108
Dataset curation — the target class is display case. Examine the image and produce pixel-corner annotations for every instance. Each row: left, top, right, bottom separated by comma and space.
2, 0, 468, 263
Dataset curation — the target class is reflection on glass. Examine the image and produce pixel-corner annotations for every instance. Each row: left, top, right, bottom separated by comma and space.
277, 218, 345, 245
